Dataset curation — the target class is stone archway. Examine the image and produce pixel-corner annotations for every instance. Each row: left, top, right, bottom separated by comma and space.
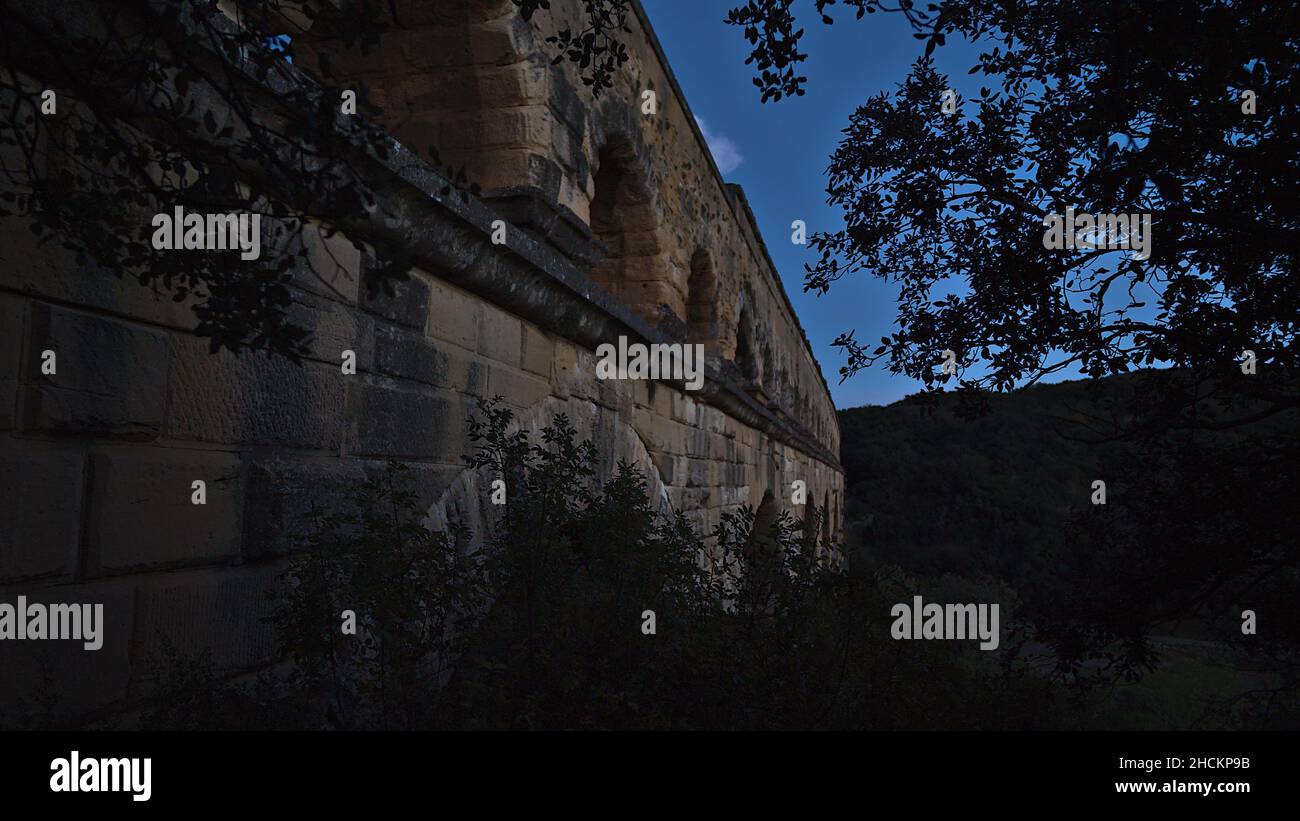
587, 136, 673, 325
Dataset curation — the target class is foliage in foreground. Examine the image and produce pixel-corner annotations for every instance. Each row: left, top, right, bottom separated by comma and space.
133, 400, 1056, 730
22, 393, 1285, 732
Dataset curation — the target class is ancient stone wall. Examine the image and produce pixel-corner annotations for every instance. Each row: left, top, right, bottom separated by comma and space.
305, 0, 840, 454
0, 0, 843, 724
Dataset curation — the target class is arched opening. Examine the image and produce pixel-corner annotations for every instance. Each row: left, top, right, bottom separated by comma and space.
588, 138, 667, 322
761, 340, 775, 390
300, 0, 536, 194
742, 489, 784, 610
746, 489, 782, 572
734, 307, 758, 383
686, 249, 717, 350
753, 490, 780, 542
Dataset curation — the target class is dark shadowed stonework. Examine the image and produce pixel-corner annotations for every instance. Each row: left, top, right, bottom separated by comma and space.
0, 0, 843, 724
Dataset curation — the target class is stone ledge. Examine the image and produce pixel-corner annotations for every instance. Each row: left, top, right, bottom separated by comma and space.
480, 185, 602, 270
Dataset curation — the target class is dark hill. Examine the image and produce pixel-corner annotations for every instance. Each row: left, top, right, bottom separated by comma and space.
838, 374, 1152, 578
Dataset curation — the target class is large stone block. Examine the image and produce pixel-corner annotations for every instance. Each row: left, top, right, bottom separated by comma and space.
487, 366, 550, 411
682, 487, 712, 509
547, 62, 588, 136
286, 289, 374, 373
631, 406, 660, 449
292, 220, 364, 304
551, 338, 580, 399
346, 381, 464, 462
596, 374, 633, 416
370, 461, 466, 522
632, 378, 651, 410
359, 265, 431, 330
132, 566, 280, 674
652, 381, 674, 418
672, 392, 698, 425
439, 107, 550, 151
426, 277, 478, 350
652, 414, 686, 456
701, 405, 729, 435
374, 322, 450, 387
86, 448, 243, 573
22, 304, 168, 438
476, 301, 522, 367
483, 61, 549, 109
259, 217, 364, 307
0, 439, 83, 582
445, 348, 490, 398
688, 426, 713, 456
687, 458, 714, 488
243, 458, 367, 557
0, 218, 197, 333
520, 323, 552, 377
242, 456, 467, 559
165, 335, 345, 450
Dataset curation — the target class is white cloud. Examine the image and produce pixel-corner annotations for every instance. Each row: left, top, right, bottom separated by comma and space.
694, 115, 744, 175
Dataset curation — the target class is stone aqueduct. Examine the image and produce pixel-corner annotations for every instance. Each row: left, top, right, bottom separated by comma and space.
0, 0, 843, 721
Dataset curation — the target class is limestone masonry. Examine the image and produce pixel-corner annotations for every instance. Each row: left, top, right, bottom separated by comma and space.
0, 0, 843, 723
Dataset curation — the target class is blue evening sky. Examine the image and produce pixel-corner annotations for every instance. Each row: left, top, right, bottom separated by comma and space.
640, 1, 986, 409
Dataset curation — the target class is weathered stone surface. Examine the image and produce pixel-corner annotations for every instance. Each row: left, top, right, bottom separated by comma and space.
520, 323, 552, 377
0, 438, 83, 582
0, 218, 198, 333
287, 290, 374, 373
596, 374, 633, 416
551, 338, 579, 399
260, 217, 365, 306
87, 448, 242, 573
445, 347, 489, 397
632, 378, 650, 409
440, 107, 550, 151
359, 265, 431, 329
293, 220, 364, 304
476, 300, 522, 367
631, 406, 660, 449
687, 457, 713, 488
132, 566, 279, 673
23, 303, 168, 437
242, 457, 366, 557
650, 449, 674, 485
487, 365, 550, 411
375, 322, 450, 387
0, 0, 851, 722
426, 276, 479, 350
165, 335, 345, 450
345, 381, 463, 462
243, 455, 468, 558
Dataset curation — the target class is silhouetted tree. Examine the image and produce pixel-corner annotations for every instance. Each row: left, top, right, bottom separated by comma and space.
721, 0, 1299, 703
